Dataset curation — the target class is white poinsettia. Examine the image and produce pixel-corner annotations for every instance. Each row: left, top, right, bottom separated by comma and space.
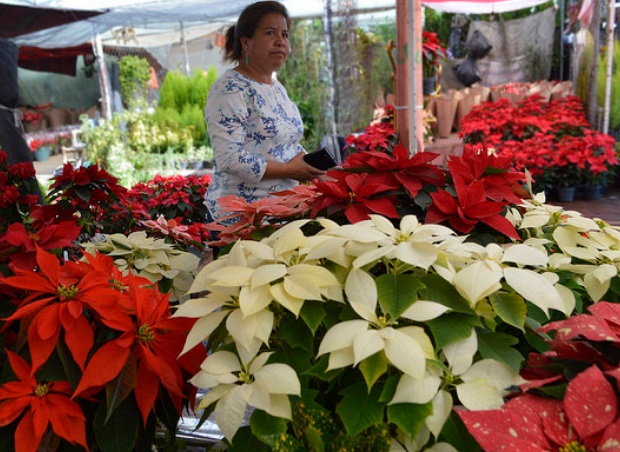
191, 351, 300, 441
449, 242, 572, 316
174, 282, 273, 361
317, 268, 430, 379
515, 197, 565, 230
176, 225, 343, 359
440, 331, 523, 413
351, 215, 455, 270
81, 231, 199, 301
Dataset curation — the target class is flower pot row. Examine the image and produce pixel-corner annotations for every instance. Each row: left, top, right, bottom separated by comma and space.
550, 184, 604, 202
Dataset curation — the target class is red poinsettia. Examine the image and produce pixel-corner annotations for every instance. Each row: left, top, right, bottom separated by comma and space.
422, 31, 446, 78
344, 143, 445, 199
74, 276, 204, 424
345, 121, 396, 153
0, 350, 88, 452
1, 247, 130, 375
460, 94, 618, 191
312, 170, 400, 224
0, 219, 81, 270
425, 159, 520, 239
446, 146, 528, 204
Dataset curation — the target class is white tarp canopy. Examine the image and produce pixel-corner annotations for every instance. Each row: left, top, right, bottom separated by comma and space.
2, 0, 554, 50
2, 0, 397, 49
422, 0, 552, 14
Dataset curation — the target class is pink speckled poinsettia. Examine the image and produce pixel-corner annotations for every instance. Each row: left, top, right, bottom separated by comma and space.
458, 302, 620, 451
458, 366, 620, 451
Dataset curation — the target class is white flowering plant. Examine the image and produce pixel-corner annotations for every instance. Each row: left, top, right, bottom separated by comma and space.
175, 186, 620, 450
82, 231, 200, 302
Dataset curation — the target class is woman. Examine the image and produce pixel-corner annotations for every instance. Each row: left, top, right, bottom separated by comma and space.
204, 0, 325, 224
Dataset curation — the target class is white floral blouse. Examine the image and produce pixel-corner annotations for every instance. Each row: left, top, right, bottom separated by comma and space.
204, 69, 305, 221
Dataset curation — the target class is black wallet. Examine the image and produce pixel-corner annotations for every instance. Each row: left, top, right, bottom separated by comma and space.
303, 147, 337, 170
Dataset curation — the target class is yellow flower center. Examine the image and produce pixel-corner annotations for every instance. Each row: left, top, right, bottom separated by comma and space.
28, 232, 40, 242
239, 371, 254, 384
112, 278, 127, 292
559, 441, 586, 452
35, 383, 49, 398
57, 284, 79, 300
137, 324, 155, 342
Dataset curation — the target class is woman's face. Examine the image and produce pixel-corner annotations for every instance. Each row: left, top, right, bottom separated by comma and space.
243, 13, 290, 73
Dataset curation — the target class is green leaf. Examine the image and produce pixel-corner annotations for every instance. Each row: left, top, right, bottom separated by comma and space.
336, 381, 385, 437
250, 410, 288, 447
278, 315, 314, 352
359, 351, 387, 392
305, 426, 326, 452
93, 396, 138, 452
271, 344, 313, 375
155, 386, 182, 441
489, 292, 526, 331
227, 426, 271, 452
55, 340, 82, 391
438, 410, 482, 451
105, 353, 137, 421
378, 374, 400, 403
419, 274, 475, 314
135, 414, 158, 452
300, 301, 326, 335
427, 313, 481, 350
387, 402, 433, 439
302, 355, 337, 381
376, 274, 423, 319
477, 332, 525, 373
74, 185, 92, 203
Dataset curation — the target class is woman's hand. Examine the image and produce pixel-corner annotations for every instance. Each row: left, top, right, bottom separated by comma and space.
264, 153, 326, 182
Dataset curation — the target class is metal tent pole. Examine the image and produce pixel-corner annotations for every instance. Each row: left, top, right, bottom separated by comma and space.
180, 21, 191, 76
93, 24, 112, 121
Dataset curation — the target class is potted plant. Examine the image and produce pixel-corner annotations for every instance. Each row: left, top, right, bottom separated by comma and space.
21, 110, 45, 133
460, 94, 619, 202
422, 31, 446, 95
28, 137, 53, 161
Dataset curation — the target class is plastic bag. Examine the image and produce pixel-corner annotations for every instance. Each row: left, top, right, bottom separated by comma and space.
455, 57, 481, 87
466, 30, 492, 60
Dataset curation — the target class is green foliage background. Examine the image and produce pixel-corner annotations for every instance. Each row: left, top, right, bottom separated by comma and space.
156, 68, 218, 146
118, 56, 151, 107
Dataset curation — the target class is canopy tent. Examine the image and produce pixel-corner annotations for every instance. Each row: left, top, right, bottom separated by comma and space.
0, 3, 103, 38
421, 0, 552, 14
2, 0, 397, 49
0, 3, 104, 173
18, 43, 94, 76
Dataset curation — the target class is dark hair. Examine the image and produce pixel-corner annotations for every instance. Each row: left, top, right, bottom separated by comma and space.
224, 1, 291, 63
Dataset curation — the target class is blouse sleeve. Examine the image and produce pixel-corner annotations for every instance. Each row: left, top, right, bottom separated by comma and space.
205, 85, 267, 185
